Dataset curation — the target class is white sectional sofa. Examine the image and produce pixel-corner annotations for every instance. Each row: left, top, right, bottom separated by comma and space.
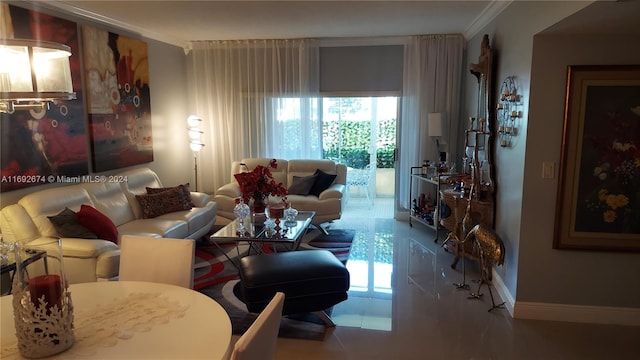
215, 158, 346, 225
0, 167, 217, 284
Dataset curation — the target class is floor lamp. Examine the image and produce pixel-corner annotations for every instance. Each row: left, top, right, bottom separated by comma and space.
187, 115, 204, 191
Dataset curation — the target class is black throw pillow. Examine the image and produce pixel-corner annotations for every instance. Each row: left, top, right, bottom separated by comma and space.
48, 207, 98, 239
288, 174, 317, 195
309, 169, 337, 197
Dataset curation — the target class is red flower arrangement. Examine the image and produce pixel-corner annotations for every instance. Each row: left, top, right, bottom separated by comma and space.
234, 159, 288, 209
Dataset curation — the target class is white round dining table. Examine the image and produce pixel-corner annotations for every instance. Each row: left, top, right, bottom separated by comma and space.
1, 281, 231, 360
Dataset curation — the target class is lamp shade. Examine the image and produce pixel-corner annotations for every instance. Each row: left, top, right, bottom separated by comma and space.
186, 115, 202, 128
0, 39, 74, 100
427, 113, 442, 137
187, 115, 204, 152
188, 129, 203, 140
190, 142, 204, 152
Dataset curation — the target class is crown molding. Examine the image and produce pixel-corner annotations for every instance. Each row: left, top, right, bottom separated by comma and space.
463, 0, 512, 40
30, 1, 188, 49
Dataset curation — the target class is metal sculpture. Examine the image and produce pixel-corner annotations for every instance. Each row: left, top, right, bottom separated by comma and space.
465, 224, 506, 311
441, 183, 506, 311
442, 232, 469, 290
441, 185, 478, 289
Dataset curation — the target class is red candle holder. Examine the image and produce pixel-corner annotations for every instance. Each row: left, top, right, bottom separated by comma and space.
29, 274, 63, 312
12, 238, 74, 358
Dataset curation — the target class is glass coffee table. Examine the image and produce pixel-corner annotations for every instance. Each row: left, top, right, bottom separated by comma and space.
209, 211, 315, 262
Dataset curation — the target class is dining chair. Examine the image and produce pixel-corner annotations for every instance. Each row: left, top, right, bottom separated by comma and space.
230, 292, 285, 360
118, 235, 195, 288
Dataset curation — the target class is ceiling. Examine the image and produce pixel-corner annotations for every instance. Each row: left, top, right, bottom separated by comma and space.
37, 1, 509, 48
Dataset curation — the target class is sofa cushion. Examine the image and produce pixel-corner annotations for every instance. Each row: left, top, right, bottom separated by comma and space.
18, 185, 93, 238
118, 167, 164, 219
155, 201, 216, 237
48, 207, 98, 239
288, 175, 317, 196
136, 187, 193, 219
189, 192, 212, 208
309, 169, 337, 197
146, 183, 195, 207
82, 181, 136, 227
117, 218, 189, 239
77, 204, 119, 243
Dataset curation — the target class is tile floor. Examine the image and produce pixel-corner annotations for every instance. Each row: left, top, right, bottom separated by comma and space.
232, 196, 640, 360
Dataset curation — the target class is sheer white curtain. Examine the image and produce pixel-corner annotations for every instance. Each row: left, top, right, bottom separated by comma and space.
187, 39, 320, 194
398, 35, 464, 210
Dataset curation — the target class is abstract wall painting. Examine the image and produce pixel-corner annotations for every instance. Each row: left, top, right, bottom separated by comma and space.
82, 26, 154, 172
0, 4, 88, 191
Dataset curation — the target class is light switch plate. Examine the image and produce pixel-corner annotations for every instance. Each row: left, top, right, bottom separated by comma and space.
542, 162, 554, 179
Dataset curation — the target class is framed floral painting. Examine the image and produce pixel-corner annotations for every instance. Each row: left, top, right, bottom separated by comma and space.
554, 65, 640, 251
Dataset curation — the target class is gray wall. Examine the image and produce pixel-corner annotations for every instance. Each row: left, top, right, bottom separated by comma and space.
142, 41, 192, 188
0, 4, 192, 207
466, 0, 640, 309
522, 32, 640, 308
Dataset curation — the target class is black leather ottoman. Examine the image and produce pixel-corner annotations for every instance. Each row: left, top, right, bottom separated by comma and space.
237, 250, 350, 326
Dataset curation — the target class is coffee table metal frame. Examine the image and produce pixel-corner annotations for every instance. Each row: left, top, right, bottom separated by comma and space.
208, 211, 316, 266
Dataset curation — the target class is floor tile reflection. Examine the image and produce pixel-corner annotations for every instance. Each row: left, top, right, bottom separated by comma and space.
268, 196, 640, 360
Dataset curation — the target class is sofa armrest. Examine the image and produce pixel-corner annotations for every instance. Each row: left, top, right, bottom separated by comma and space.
318, 184, 345, 200
190, 192, 211, 207
28, 236, 119, 259
216, 182, 242, 198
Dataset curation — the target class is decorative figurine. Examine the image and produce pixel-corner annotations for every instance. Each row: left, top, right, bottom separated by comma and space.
284, 204, 298, 227
465, 224, 506, 312
233, 198, 250, 236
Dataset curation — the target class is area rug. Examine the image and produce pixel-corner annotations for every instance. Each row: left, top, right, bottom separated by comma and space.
194, 228, 355, 340
299, 228, 355, 263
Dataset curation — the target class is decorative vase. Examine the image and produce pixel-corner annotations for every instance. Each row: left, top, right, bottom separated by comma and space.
284, 204, 298, 227
251, 194, 267, 214
233, 198, 251, 236
12, 238, 75, 358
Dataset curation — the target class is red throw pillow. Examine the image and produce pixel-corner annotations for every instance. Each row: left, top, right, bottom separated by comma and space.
76, 204, 118, 243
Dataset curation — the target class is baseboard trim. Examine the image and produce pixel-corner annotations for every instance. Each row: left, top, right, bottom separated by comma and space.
514, 301, 640, 326
491, 269, 640, 326
491, 268, 515, 316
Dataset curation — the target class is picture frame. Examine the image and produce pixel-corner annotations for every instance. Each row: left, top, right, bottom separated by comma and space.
554, 65, 640, 251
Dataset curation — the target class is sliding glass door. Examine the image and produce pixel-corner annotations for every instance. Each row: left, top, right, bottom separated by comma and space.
322, 96, 398, 201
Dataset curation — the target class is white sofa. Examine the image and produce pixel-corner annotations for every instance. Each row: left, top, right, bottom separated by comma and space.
215, 158, 347, 225
0, 167, 217, 284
